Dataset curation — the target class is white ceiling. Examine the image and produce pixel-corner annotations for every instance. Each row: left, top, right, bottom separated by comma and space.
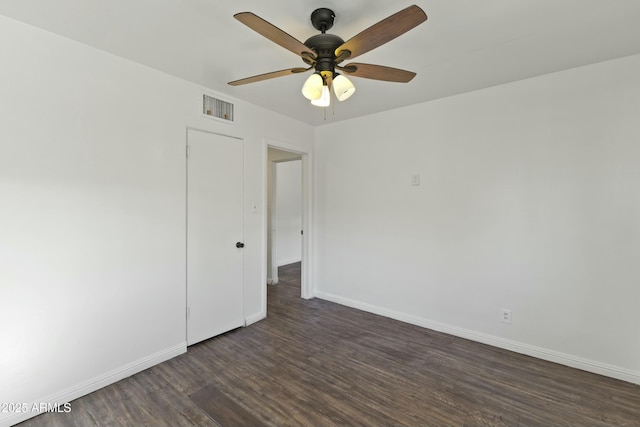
2, 0, 640, 126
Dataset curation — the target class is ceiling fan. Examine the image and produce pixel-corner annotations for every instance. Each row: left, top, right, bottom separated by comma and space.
228, 5, 427, 107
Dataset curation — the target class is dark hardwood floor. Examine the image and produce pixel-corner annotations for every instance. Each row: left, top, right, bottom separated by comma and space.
20, 262, 640, 426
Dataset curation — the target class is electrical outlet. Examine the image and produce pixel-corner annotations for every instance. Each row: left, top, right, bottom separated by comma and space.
501, 309, 512, 324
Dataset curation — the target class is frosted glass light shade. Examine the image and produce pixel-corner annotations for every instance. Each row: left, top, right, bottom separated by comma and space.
311, 85, 331, 107
333, 75, 356, 101
301, 73, 323, 100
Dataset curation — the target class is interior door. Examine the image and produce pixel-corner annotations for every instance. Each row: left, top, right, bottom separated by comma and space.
187, 129, 244, 346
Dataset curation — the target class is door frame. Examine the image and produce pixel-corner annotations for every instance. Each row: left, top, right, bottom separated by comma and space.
265, 140, 313, 301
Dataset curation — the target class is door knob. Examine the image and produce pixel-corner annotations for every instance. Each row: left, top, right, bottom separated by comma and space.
236, 242, 245, 248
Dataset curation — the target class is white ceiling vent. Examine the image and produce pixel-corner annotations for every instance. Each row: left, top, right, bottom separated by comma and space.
203, 94, 234, 123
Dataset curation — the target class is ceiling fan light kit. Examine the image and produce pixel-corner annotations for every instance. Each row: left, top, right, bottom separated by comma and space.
333, 74, 356, 102
302, 71, 355, 105
311, 85, 331, 107
302, 73, 324, 100
228, 5, 427, 109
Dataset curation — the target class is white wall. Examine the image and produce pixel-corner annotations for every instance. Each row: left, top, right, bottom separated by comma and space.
0, 15, 313, 426
314, 54, 640, 384
275, 160, 302, 266
266, 148, 301, 282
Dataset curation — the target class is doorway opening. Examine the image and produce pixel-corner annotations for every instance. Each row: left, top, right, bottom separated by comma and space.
268, 153, 301, 285
266, 144, 311, 301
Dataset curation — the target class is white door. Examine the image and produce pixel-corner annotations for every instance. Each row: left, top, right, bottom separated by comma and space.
187, 129, 244, 346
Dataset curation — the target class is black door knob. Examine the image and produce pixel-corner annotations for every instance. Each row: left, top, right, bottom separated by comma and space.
236, 242, 245, 248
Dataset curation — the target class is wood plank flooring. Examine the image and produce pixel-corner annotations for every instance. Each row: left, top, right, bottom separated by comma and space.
19, 262, 640, 426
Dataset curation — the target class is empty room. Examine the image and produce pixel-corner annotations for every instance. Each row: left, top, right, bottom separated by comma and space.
1, 1, 639, 426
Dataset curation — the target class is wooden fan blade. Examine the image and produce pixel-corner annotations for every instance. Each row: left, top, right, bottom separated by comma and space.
335, 5, 427, 61
340, 63, 416, 83
228, 68, 309, 86
234, 12, 316, 59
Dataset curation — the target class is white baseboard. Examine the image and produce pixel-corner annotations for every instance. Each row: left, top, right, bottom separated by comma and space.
315, 291, 640, 386
245, 310, 266, 326
277, 258, 301, 267
1, 343, 186, 427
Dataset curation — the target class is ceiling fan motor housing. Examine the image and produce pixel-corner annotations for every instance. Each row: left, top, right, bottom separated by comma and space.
304, 8, 345, 74
304, 33, 344, 72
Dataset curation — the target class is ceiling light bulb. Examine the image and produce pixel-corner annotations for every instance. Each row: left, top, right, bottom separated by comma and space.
301, 73, 323, 100
311, 85, 331, 107
333, 75, 356, 101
